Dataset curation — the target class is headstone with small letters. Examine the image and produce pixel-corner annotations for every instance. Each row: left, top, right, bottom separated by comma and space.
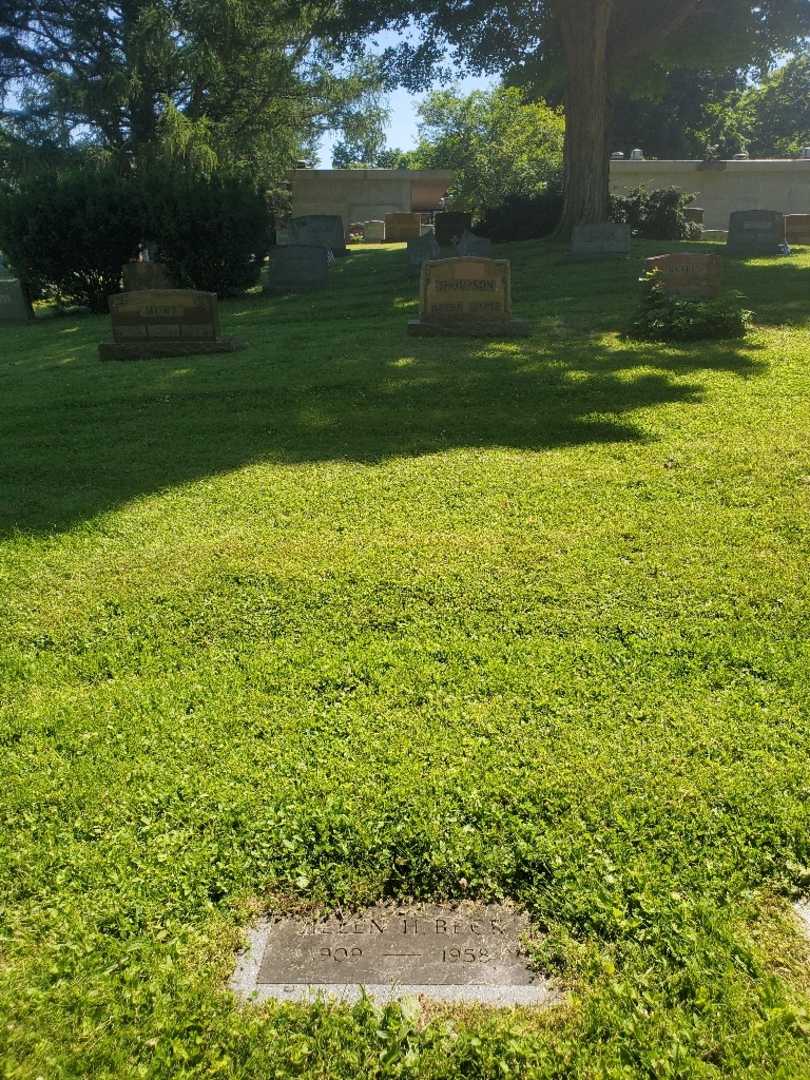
408, 256, 529, 337
570, 223, 631, 259
229, 903, 558, 1006
288, 214, 347, 256
363, 220, 386, 243
643, 253, 722, 298
99, 289, 245, 360
727, 210, 788, 255
262, 245, 329, 293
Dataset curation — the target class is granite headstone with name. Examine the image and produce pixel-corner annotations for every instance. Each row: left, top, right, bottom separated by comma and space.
727, 210, 788, 255
288, 214, 347, 256
644, 253, 722, 298
384, 213, 421, 243
434, 212, 473, 247
230, 902, 559, 1006
406, 232, 440, 275
363, 220, 386, 243
408, 257, 529, 337
785, 214, 810, 245
0, 276, 32, 323
456, 231, 493, 258
262, 245, 329, 293
99, 289, 245, 360
570, 223, 631, 259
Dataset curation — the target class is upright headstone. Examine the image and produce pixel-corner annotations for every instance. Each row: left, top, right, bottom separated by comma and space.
643, 253, 722, 299
406, 232, 440, 275
122, 262, 176, 291
287, 215, 347, 256
363, 220, 386, 243
99, 289, 246, 360
262, 245, 329, 293
726, 210, 788, 255
384, 213, 421, 243
408, 257, 529, 338
570, 223, 631, 259
0, 276, 32, 323
684, 207, 705, 227
456, 231, 493, 258
785, 214, 810, 245
434, 212, 473, 247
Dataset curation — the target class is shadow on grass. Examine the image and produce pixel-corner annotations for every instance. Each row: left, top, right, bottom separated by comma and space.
0, 244, 770, 537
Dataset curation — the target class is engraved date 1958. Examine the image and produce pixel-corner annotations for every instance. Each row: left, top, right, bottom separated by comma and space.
442, 948, 489, 963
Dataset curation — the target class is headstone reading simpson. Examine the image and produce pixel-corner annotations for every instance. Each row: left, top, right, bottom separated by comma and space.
363, 220, 386, 243
785, 214, 810, 245
262, 245, 328, 293
407, 232, 440, 275
434, 212, 473, 247
456, 231, 493, 258
0, 276, 32, 323
122, 262, 176, 291
229, 902, 558, 1006
384, 213, 421, 243
99, 289, 245, 361
644, 253, 722, 299
570, 223, 631, 259
727, 210, 788, 255
408, 256, 529, 338
288, 215, 347, 256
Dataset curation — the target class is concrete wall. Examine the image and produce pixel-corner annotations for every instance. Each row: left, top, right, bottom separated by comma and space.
610, 159, 810, 230
288, 169, 455, 235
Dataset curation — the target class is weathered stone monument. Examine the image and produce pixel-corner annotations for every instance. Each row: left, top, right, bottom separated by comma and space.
434, 212, 473, 247
122, 261, 176, 291
0, 275, 32, 323
726, 210, 789, 255
384, 213, 421, 243
456, 231, 493, 258
570, 223, 631, 259
363, 220, 386, 243
99, 290, 246, 360
262, 245, 329, 293
287, 214, 347, 256
684, 207, 705, 227
643, 253, 722, 298
407, 232, 440, 275
408, 257, 529, 337
785, 214, 810, 245
229, 902, 558, 1006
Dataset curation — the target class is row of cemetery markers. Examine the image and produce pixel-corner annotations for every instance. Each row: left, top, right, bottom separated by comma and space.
0, 208, 804, 352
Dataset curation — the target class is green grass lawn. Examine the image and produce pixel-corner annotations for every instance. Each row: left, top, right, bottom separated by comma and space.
1, 238, 809, 1078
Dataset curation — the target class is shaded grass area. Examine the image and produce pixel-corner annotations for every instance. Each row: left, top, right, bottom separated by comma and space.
1, 239, 809, 1077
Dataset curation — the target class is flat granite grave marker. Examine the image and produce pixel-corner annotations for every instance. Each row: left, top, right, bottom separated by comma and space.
406, 232, 440, 275
456, 231, 493, 258
570, 223, 631, 259
230, 903, 559, 1006
408, 257, 529, 337
0, 276, 32, 323
644, 253, 722, 298
434, 212, 473, 247
99, 289, 245, 360
262, 244, 329, 293
785, 214, 810, 245
385, 213, 421, 243
727, 210, 788, 255
288, 214, 347, 256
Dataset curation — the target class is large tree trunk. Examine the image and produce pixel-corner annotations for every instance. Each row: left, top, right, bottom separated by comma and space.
553, 0, 614, 238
